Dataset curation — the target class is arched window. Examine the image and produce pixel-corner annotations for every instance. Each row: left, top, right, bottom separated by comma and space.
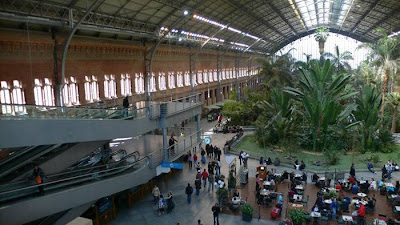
91, 75, 99, 101
68, 77, 79, 105
192, 72, 197, 86
177, 72, 183, 87
134, 73, 145, 94
120, 74, 132, 96
104, 75, 117, 99
168, 72, 175, 89
1, 81, 11, 114
197, 70, 203, 84
84, 76, 92, 102
34, 79, 43, 106
159, 72, 166, 90
213, 69, 218, 81
222, 69, 226, 80
184, 72, 190, 86
43, 78, 55, 106
203, 70, 208, 83
208, 70, 213, 82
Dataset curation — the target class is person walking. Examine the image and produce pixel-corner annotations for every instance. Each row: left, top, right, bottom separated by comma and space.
208, 172, 215, 191
185, 183, 193, 204
32, 164, 45, 195
165, 191, 174, 214
212, 203, 221, 225
239, 151, 243, 165
158, 194, 165, 216
193, 154, 198, 164
152, 185, 160, 204
350, 163, 356, 178
197, 219, 203, 225
123, 96, 129, 117
169, 135, 178, 155
188, 153, 193, 169
195, 178, 201, 196
202, 169, 209, 188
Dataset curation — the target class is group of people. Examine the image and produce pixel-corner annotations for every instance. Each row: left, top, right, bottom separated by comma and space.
151, 185, 175, 216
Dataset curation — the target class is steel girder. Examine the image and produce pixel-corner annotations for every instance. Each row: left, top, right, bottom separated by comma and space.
350, 0, 381, 33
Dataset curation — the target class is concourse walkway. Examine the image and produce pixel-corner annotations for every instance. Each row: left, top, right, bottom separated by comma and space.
109, 119, 280, 225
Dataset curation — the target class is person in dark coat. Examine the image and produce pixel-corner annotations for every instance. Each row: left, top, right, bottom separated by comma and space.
32, 164, 45, 195
123, 96, 129, 117
350, 163, 356, 178
195, 179, 201, 195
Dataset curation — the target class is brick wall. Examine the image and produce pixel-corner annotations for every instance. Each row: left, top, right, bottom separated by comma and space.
0, 29, 261, 106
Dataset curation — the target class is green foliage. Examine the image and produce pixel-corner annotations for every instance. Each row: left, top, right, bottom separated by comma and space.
314, 27, 329, 42
228, 172, 237, 189
289, 209, 305, 224
322, 45, 354, 72
222, 101, 244, 125
324, 146, 340, 165
240, 204, 254, 216
216, 188, 228, 200
371, 154, 380, 163
284, 59, 357, 151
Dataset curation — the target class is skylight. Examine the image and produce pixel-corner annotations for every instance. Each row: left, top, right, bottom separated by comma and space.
290, 0, 354, 29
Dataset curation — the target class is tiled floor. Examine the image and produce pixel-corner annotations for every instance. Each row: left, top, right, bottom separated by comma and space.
109, 118, 400, 225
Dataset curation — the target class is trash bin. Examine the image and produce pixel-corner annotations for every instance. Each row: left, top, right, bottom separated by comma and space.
240, 169, 249, 184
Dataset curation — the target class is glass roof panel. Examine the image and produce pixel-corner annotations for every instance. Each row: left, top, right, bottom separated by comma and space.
290, 0, 354, 29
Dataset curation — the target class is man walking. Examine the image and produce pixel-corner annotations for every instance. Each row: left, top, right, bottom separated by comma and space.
208, 173, 215, 192
195, 178, 201, 196
202, 169, 209, 188
185, 183, 193, 204
123, 96, 129, 117
212, 203, 221, 225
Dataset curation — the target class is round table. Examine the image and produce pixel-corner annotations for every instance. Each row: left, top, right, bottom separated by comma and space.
357, 193, 367, 198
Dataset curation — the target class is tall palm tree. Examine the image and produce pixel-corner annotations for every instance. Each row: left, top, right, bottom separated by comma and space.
388, 92, 400, 132
257, 52, 296, 88
358, 29, 400, 116
322, 45, 354, 72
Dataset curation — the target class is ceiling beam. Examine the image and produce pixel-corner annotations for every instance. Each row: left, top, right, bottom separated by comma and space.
362, 5, 400, 35
68, 0, 79, 8
265, 0, 298, 36
221, 0, 286, 39
156, 0, 191, 26
112, 0, 131, 17
350, 0, 381, 33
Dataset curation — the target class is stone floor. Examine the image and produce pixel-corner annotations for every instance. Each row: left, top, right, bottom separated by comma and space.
109, 118, 400, 225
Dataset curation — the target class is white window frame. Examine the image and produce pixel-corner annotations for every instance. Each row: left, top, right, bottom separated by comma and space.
43, 78, 55, 106
197, 70, 203, 84
34, 78, 44, 106
168, 72, 175, 89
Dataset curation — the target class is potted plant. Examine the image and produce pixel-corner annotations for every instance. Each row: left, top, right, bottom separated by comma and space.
216, 188, 228, 206
289, 209, 305, 225
314, 27, 329, 55
241, 203, 254, 222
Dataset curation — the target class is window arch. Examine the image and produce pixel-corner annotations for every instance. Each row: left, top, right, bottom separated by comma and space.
192, 72, 197, 86
159, 72, 167, 90
203, 70, 208, 83
135, 73, 145, 94
208, 70, 213, 82
149, 73, 157, 92
197, 70, 203, 84
34, 79, 43, 106
184, 71, 191, 86
104, 75, 117, 99
177, 72, 183, 87
168, 72, 175, 89
121, 74, 132, 96
213, 69, 217, 81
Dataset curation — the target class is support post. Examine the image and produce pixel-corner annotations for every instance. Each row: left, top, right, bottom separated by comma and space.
216, 49, 222, 103
59, 0, 102, 106
235, 55, 240, 101
160, 103, 168, 161
196, 114, 201, 145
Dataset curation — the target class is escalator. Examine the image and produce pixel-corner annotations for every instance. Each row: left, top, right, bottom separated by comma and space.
0, 150, 144, 204
0, 143, 76, 181
0, 154, 153, 225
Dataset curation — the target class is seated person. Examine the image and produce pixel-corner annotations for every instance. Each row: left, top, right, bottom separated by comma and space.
312, 173, 319, 183
348, 175, 356, 185
282, 171, 289, 180
294, 160, 300, 170
278, 194, 283, 203
259, 156, 264, 165
288, 189, 295, 202
367, 161, 376, 174
312, 204, 320, 212
367, 197, 375, 210
369, 178, 377, 190
352, 183, 359, 194
302, 172, 307, 183
360, 181, 370, 192
266, 157, 272, 165
335, 183, 342, 191
233, 189, 240, 198
300, 160, 306, 170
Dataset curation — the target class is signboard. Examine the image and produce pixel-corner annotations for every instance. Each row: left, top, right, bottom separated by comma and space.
204, 136, 212, 144
161, 161, 183, 169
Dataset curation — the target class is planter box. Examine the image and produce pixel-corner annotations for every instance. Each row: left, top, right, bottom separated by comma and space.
242, 214, 252, 222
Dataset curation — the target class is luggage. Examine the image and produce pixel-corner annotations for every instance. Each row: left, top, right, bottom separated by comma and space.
270, 207, 281, 219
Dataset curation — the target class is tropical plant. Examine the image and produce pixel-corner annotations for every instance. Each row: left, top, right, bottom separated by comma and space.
322, 45, 354, 72
284, 60, 358, 151
222, 101, 244, 125
257, 53, 296, 89
241, 204, 253, 216
351, 85, 382, 151
314, 27, 329, 55
289, 209, 305, 225
358, 28, 400, 116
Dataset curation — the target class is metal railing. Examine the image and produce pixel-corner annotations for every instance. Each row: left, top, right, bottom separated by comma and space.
0, 103, 147, 120
0, 93, 202, 120
0, 156, 150, 203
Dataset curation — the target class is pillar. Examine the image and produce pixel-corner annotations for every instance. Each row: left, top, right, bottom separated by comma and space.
196, 114, 201, 145
160, 103, 168, 161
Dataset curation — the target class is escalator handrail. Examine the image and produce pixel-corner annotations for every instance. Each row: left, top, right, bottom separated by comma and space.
0, 146, 35, 167
2, 151, 140, 187
0, 156, 150, 197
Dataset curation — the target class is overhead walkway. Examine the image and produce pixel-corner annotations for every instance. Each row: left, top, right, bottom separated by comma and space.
0, 154, 153, 225
0, 94, 203, 148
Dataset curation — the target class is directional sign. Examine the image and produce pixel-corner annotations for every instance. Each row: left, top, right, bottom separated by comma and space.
204, 136, 212, 144
161, 161, 183, 169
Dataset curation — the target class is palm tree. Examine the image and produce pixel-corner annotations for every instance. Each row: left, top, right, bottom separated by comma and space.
322, 45, 354, 72
284, 59, 357, 151
388, 92, 400, 132
358, 29, 400, 116
257, 52, 296, 88
314, 27, 329, 55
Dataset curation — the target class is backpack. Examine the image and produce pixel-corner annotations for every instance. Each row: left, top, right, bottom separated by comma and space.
186, 186, 193, 194
36, 176, 42, 184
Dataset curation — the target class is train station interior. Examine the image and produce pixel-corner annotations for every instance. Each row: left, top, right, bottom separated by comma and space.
1, 0, 400, 225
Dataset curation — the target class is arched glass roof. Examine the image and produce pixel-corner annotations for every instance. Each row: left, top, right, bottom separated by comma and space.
278, 32, 369, 68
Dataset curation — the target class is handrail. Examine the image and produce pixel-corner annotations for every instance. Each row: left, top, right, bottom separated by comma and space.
2, 151, 140, 187
0, 103, 148, 111
0, 156, 149, 196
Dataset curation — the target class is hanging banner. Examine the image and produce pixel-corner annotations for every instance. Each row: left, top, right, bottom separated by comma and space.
161, 161, 183, 169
